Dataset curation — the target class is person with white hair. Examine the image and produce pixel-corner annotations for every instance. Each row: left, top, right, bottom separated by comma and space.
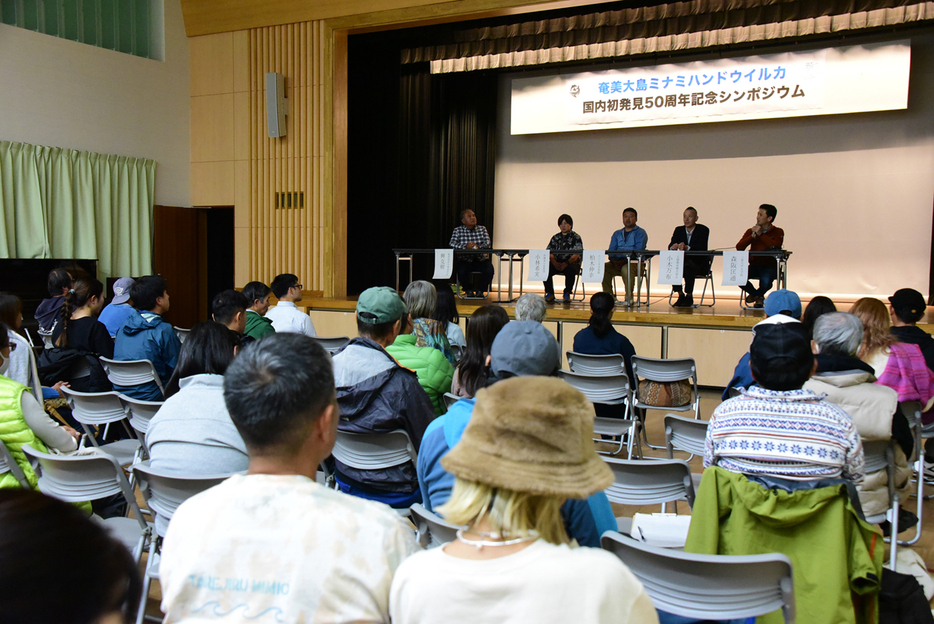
514, 293, 547, 323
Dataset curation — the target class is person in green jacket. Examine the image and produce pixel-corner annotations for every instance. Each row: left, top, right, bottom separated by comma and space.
386, 312, 454, 416
242, 281, 276, 341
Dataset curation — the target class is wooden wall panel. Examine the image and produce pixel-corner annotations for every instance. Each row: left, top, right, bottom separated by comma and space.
668, 327, 752, 387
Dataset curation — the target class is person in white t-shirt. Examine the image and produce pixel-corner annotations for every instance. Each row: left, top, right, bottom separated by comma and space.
159, 333, 418, 623
264, 273, 317, 336
390, 376, 658, 624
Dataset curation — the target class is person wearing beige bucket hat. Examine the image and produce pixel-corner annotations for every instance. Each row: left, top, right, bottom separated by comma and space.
390, 376, 658, 624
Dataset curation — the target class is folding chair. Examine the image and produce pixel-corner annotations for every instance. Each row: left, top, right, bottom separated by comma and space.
601, 457, 694, 533
557, 369, 642, 458
601, 533, 795, 624
456, 270, 490, 300
313, 336, 350, 354
131, 461, 231, 624
566, 352, 625, 376
23, 444, 150, 564
409, 502, 464, 548
570, 265, 586, 302
442, 392, 461, 410
631, 356, 700, 450
0, 438, 31, 489
450, 343, 464, 363
900, 401, 924, 545
119, 395, 164, 458
332, 429, 418, 511
60, 387, 141, 467
173, 326, 191, 344
667, 264, 716, 308
99, 357, 166, 399
861, 439, 900, 569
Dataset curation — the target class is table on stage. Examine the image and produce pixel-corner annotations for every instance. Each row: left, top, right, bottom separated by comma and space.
392, 248, 791, 305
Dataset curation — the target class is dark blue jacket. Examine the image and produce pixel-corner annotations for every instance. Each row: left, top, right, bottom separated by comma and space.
113, 311, 180, 401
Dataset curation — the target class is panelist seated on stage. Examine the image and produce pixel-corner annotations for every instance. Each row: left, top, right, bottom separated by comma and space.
601, 207, 647, 307
449, 209, 494, 297
668, 206, 710, 308
736, 203, 784, 308
543, 213, 582, 303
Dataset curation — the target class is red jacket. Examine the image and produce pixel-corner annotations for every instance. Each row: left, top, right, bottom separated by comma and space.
737, 225, 784, 265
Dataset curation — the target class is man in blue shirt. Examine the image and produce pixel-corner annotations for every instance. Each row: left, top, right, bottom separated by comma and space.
417, 320, 617, 547
601, 207, 648, 306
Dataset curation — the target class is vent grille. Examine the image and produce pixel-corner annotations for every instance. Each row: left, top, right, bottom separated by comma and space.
275, 192, 304, 209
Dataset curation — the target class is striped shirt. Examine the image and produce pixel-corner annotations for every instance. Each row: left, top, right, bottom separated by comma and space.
704, 386, 864, 484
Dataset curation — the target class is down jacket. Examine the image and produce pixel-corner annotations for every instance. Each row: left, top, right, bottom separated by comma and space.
386, 334, 454, 416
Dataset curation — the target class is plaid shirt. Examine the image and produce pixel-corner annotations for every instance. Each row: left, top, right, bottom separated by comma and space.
449, 225, 490, 261
547, 231, 583, 263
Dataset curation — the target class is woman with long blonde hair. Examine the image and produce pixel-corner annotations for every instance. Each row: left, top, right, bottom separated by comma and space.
389, 377, 657, 624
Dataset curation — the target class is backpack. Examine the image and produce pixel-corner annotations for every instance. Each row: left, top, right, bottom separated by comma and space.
36, 347, 110, 392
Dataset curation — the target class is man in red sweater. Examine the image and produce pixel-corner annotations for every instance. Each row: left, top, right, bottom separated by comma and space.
737, 203, 784, 308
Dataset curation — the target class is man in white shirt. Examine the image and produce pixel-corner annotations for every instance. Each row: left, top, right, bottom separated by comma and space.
159, 332, 419, 623
265, 273, 317, 336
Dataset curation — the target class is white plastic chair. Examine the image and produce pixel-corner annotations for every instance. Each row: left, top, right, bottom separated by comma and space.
602, 457, 694, 532
313, 336, 350, 354
60, 387, 141, 467
131, 461, 231, 624
631, 356, 700, 449
173, 326, 191, 344
0, 438, 31, 489
899, 401, 923, 545
332, 429, 417, 472
100, 357, 166, 399
557, 369, 641, 458
119, 395, 164, 458
409, 502, 464, 548
23, 444, 150, 563
861, 439, 900, 569
566, 351, 626, 376
442, 392, 460, 410
601, 532, 795, 623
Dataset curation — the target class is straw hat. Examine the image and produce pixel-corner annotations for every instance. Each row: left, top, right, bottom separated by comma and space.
441, 376, 613, 499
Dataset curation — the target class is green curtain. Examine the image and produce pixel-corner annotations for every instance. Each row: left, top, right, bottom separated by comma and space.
0, 140, 155, 282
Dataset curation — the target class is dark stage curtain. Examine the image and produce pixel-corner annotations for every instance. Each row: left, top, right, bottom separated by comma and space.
347, 33, 497, 296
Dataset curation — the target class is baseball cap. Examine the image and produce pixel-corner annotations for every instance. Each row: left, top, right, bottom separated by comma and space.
490, 320, 561, 379
356, 287, 407, 324
111, 277, 135, 305
764, 289, 801, 319
889, 288, 926, 322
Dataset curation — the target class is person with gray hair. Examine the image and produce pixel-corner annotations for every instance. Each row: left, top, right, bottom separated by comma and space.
158, 333, 418, 623
404, 280, 455, 365
805, 312, 915, 524
514, 292, 547, 323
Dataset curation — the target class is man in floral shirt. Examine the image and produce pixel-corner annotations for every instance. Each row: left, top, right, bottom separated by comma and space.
544, 214, 583, 303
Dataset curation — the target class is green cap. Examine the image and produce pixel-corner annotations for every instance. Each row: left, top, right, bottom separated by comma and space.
356, 287, 407, 324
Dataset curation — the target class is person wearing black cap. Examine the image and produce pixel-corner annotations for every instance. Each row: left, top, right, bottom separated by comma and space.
705, 322, 864, 483
889, 288, 934, 372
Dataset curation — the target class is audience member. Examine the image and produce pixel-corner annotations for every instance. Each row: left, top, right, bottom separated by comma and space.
804, 313, 911, 519
241, 280, 276, 340
34, 268, 72, 334
211, 289, 249, 335
431, 283, 465, 349
159, 333, 418, 623
50, 277, 113, 392
404, 280, 455, 364
722, 289, 802, 399
0, 323, 79, 489
331, 287, 436, 507
386, 311, 454, 416
418, 321, 616, 548
668, 206, 710, 308
98, 277, 136, 338
802, 295, 836, 339
0, 489, 142, 624
0, 293, 42, 402
146, 322, 248, 475
543, 213, 583, 303
601, 207, 648, 307
394, 377, 656, 624
573, 292, 636, 383
514, 292, 547, 322
449, 209, 494, 297
888, 288, 934, 371
850, 297, 934, 477
705, 322, 864, 483
450, 305, 509, 398
113, 275, 181, 401
265, 273, 317, 336
736, 203, 784, 308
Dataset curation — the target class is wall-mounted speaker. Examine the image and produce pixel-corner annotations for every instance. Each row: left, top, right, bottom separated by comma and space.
266, 72, 288, 138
